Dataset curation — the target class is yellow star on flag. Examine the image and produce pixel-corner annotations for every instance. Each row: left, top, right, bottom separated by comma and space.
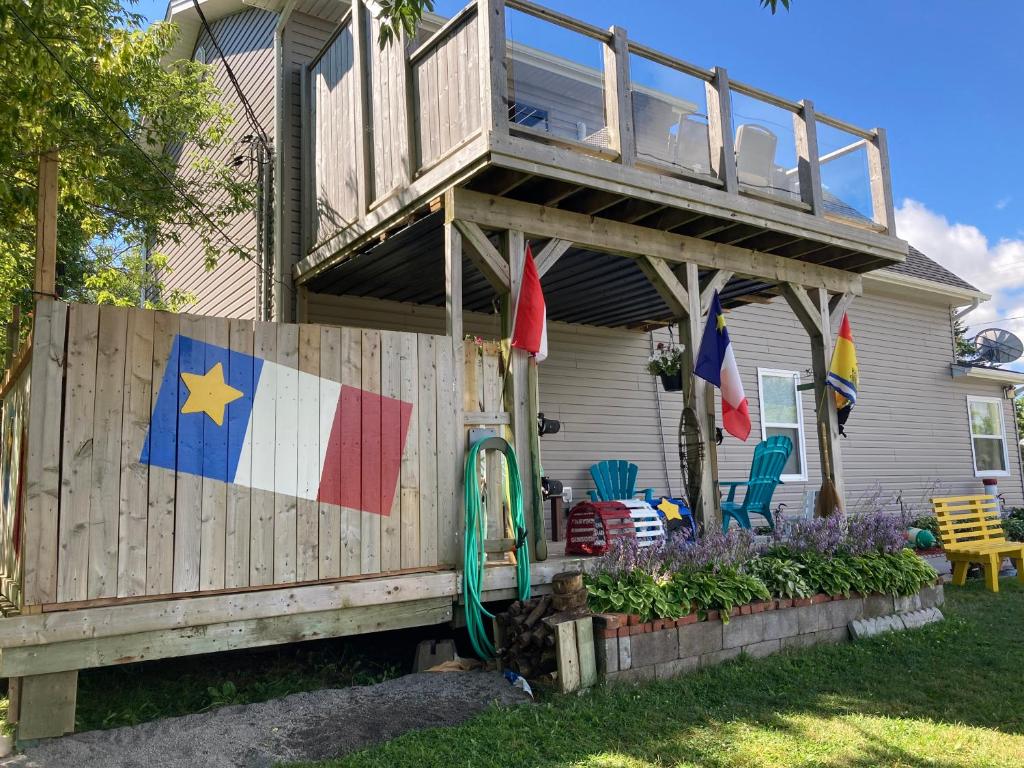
716, 312, 726, 332
657, 498, 683, 521
180, 362, 243, 427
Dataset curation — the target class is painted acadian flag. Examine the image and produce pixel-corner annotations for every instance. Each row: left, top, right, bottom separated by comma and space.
827, 313, 858, 414
140, 334, 413, 515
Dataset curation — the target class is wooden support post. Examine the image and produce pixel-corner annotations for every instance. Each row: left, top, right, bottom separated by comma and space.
35, 150, 59, 298
793, 99, 824, 215
14, 671, 77, 741
867, 127, 896, 235
782, 283, 846, 509
534, 238, 571, 278
5, 305, 20, 370
477, 0, 509, 138
679, 262, 720, 531
829, 291, 854, 330
445, 221, 466, 567
453, 219, 511, 292
296, 285, 310, 323
603, 26, 635, 166
705, 67, 737, 194
350, 0, 372, 218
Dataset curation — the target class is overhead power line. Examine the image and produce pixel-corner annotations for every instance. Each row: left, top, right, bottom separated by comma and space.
10, 6, 293, 297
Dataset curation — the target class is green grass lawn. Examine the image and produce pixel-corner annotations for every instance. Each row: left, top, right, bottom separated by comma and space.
292, 580, 1024, 768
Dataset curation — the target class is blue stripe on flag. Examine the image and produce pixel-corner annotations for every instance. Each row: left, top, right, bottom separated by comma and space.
141, 334, 263, 483
827, 371, 857, 403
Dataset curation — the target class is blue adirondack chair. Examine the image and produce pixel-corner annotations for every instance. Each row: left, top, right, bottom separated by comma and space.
720, 435, 793, 533
587, 460, 654, 503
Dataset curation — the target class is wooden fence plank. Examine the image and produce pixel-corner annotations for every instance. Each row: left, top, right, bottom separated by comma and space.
146, 311, 179, 595
57, 304, 99, 603
24, 299, 67, 606
274, 323, 299, 584
380, 330, 401, 573
360, 329, 381, 574
117, 308, 154, 598
339, 327, 362, 576
172, 314, 205, 593
296, 324, 321, 582
249, 322, 276, 586
199, 318, 229, 591
225, 318, 254, 589
417, 334, 437, 566
399, 333, 419, 569
435, 339, 457, 566
318, 325, 343, 579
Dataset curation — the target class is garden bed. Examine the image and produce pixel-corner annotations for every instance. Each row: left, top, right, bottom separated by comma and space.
594, 584, 945, 682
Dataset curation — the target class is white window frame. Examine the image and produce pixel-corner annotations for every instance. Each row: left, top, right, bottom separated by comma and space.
967, 395, 1010, 478
757, 368, 808, 482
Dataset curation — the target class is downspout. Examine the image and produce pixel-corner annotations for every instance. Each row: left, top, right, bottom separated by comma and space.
272, 0, 298, 321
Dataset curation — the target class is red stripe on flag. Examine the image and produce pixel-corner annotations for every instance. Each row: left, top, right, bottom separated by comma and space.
722, 398, 751, 442
318, 386, 413, 515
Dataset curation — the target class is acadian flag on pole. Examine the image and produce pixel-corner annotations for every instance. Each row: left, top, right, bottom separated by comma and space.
694, 291, 751, 441
827, 313, 858, 432
510, 243, 548, 362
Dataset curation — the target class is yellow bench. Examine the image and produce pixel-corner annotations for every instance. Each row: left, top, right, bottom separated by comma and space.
932, 495, 1024, 592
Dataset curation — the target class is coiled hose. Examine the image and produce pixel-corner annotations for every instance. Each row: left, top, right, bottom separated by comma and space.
463, 436, 531, 659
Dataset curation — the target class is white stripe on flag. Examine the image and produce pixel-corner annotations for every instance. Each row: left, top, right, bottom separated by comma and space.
719, 345, 745, 408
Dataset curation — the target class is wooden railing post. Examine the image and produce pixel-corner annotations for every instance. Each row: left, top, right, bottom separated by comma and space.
793, 99, 824, 215
603, 25, 635, 166
444, 218, 465, 568
477, 0, 509, 138
350, 0, 372, 218
34, 150, 58, 298
705, 67, 737, 194
867, 127, 896, 235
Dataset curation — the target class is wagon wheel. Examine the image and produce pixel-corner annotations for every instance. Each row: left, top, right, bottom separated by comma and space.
677, 405, 704, 513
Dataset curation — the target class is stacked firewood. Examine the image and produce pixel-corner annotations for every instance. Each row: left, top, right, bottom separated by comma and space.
495, 571, 588, 678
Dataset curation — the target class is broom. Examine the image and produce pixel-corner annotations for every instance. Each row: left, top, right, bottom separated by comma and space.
814, 388, 843, 518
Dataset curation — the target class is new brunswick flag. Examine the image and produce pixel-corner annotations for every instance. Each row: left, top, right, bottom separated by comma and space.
827, 314, 858, 431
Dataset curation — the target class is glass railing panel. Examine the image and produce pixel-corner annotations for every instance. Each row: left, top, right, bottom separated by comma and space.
816, 121, 874, 224
505, 7, 609, 150
628, 52, 713, 178
730, 90, 801, 204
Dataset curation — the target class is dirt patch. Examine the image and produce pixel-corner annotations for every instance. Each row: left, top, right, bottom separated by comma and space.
3, 672, 529, 768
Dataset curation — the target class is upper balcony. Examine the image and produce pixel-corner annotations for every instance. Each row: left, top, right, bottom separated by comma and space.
297, 0, 906, 285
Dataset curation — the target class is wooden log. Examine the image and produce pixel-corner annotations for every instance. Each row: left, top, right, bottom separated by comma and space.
551, 571, 583, 594
523, 594, 551, 628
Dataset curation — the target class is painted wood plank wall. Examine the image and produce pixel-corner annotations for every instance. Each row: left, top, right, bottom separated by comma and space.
306, 287, 1024, 523
18, 303, 462, 609
160, 8, 278, 320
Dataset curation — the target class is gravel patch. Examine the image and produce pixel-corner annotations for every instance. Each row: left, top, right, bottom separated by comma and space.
3, 671, 528, 768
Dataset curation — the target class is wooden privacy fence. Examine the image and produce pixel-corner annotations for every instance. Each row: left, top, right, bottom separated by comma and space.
0, 362, 30, 609
11, 300, 509, 610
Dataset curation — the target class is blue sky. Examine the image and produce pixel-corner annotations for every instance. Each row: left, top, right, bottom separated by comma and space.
140, 0, 1024, 343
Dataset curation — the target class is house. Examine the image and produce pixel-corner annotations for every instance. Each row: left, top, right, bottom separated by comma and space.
2, 0, 1023, 739
159, 0, 1024, 515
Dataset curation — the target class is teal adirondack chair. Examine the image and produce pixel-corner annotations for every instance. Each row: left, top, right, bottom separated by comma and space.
720, 435, 793, 533
587, 460, 654, 503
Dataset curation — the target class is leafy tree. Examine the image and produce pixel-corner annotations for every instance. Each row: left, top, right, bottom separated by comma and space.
1016, 395, 1024, 440
953, 316, 978, 362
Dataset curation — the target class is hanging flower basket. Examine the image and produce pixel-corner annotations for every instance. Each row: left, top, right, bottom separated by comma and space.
647, 342, 685, 392
659, 371, 683, 392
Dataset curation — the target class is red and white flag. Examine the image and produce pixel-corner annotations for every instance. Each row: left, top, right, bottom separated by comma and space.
511, 244, 547, 362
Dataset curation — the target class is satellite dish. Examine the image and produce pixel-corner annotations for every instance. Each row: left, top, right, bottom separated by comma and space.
973, 328, 1024, 366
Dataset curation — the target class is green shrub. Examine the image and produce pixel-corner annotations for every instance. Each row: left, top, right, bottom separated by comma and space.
744, 556, 812, 599
1004, 509, 1024, 542
911, 515, 940, 538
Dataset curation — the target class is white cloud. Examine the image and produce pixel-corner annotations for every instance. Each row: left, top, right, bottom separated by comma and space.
895, 199, 1024, 367
996, 196, 1011, 211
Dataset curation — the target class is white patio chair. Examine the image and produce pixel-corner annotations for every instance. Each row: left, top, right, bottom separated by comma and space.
735, 124, 778, 189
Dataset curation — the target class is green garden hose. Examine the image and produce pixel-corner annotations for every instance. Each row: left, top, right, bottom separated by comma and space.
463, 436, 531, 659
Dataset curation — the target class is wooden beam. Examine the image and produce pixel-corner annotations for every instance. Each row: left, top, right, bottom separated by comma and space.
445, 221, 466, 569
700, 270, 733, 313
350, 0, 372, 217
534, 238, 572, 277
636, 256, 690, 317
705, 67, 737, 193
793, 99, 824, 215
14, 671, 77, 740
34, 150, 58, 297
602, 25, 635, 166
448, 188, 864, 295
780, 283, 823, 337
867, 127, 896, 235
453, 219, 511, 292
829, 292, 854, 330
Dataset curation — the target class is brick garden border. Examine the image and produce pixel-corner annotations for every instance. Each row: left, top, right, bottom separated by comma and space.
593, 584, 945, 683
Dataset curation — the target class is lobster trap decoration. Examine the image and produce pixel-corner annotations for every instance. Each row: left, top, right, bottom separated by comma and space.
564, 500, 666, 555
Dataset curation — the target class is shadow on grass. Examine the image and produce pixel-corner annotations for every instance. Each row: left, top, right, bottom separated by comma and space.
299, 581, 1024, 768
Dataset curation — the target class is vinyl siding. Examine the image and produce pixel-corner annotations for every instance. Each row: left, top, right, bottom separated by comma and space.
305, 286, 1024, 518
161, 8, 278, 320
